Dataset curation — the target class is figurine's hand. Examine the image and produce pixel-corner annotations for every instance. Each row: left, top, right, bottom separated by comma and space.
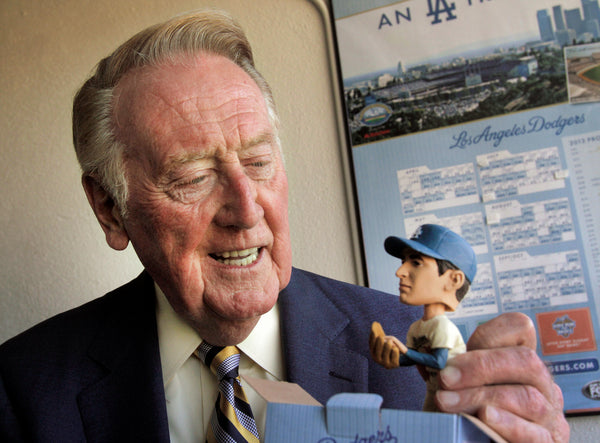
369, 322, 406, 369
436, 313, 569, 443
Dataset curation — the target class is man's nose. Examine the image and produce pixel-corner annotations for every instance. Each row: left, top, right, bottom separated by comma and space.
214, 167, 263, 229
395, 263, 408, 279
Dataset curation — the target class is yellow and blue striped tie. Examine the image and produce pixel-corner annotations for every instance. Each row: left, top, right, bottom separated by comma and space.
197, 342, 260, 443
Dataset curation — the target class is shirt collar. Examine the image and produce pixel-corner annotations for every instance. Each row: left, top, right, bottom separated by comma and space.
238, 298, 284, 380
155, 283, 284, 386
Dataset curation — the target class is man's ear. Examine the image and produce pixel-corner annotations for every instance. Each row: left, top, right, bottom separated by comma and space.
82, 175, 130, 251
444, 269, 465, 293
440, 269, 465, 311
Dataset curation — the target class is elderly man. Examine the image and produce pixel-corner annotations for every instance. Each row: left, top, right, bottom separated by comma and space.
0, 9, 568, 443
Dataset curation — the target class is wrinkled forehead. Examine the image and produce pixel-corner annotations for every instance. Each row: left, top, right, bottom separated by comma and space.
111, 53, 274, 164
113, 54, 268, 132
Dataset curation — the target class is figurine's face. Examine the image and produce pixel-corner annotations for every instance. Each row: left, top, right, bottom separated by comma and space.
395, 250, 448, 307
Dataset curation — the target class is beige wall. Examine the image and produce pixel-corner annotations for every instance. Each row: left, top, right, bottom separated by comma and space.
0, 0, 359, 341
0, 0, 594, 437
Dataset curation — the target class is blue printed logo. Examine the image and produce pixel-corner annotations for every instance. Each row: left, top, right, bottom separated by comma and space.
552, 315, 575, 338
548, 359, 598, 375
318, 425, 398, 443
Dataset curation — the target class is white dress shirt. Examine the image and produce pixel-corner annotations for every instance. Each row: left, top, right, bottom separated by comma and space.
155, 284, 284, 442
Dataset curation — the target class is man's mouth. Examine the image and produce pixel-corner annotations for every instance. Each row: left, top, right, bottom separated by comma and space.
210, 247, 260, 266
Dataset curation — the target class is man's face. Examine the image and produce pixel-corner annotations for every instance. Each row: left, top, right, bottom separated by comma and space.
109, 53, 292, 345
395, 250, 445, 307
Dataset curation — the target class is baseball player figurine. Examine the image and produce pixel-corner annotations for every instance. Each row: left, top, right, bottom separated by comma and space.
370, 224, 477, 411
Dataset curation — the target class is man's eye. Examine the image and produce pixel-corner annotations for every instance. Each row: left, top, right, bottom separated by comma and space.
247, 158, 270, 168
245, 158, 274, 179
187, 176, 207, 185
166, 173, 214, 204
175, 171, 213, 187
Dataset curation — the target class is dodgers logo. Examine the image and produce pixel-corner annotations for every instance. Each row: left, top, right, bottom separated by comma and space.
358, 103, 392, 127
552, 315, 576, 338
411, 226, 423, 240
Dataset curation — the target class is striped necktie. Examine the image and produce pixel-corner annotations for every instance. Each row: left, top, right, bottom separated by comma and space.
196, 342, 260, 443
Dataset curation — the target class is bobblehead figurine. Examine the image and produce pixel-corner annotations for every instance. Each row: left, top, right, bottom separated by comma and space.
369, 224, 477, 412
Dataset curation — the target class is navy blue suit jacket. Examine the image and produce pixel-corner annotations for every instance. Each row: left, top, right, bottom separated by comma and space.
0, 268, 424, 442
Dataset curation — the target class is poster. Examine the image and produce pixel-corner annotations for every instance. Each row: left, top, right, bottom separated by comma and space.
332, 0, 600, 413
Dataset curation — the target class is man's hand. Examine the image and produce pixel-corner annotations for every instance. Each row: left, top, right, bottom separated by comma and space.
435, 313, 570, 442
369, 322, 407, 369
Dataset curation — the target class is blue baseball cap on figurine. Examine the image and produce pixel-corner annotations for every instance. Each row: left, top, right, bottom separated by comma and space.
384, 224, 477, 283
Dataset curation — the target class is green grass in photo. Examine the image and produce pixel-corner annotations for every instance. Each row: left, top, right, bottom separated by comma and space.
581, 65, 600, 83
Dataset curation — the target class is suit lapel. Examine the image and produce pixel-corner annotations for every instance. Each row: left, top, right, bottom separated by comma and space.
76, 272, 170, 442
279, 268, 369, 404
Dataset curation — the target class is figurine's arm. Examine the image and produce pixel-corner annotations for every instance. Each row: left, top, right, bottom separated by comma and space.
400, 347, 449, 369
370, 322, 450, 370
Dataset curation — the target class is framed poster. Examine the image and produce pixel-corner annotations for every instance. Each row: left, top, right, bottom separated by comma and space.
331, 0, 600, 413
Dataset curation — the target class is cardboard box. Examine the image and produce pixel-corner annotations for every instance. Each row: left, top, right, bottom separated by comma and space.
244, 376, 505, 443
